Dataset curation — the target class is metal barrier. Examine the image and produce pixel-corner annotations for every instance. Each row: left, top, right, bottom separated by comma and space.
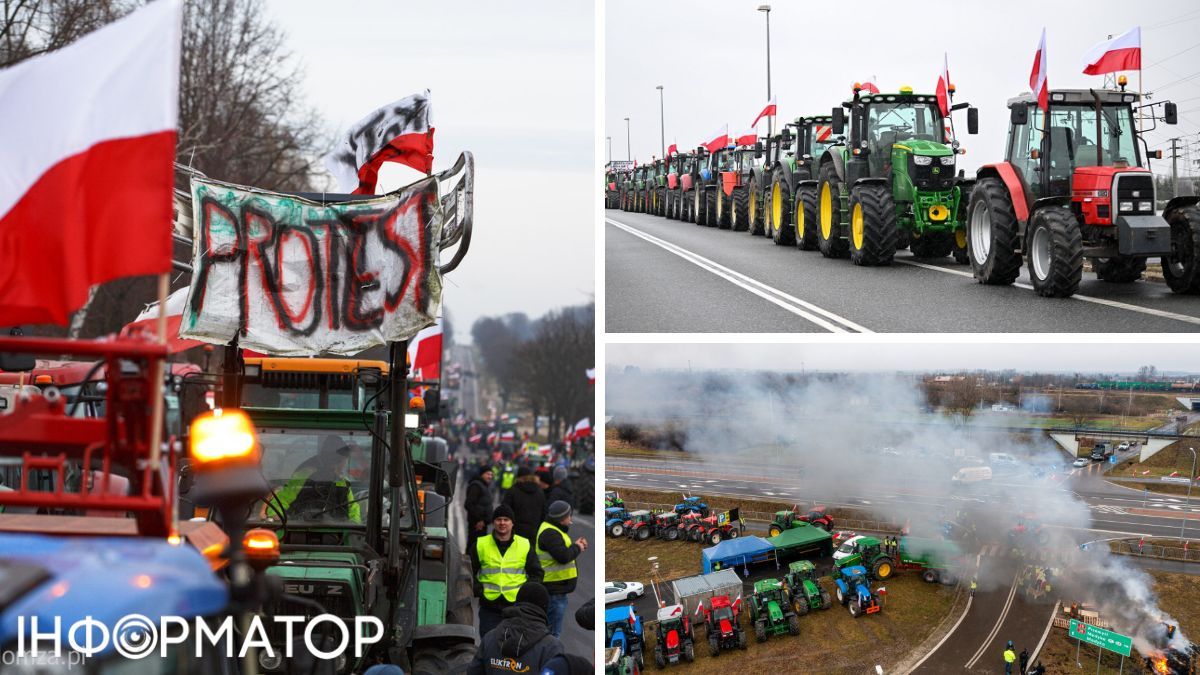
620, 501, 904, 535
1109, 538, 1200, 562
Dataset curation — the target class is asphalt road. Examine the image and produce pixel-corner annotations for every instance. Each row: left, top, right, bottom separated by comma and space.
451, 344, 481, 420
605, 209, 1200, 333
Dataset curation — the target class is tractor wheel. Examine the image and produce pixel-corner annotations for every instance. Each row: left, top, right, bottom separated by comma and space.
788, 614, 800, 636
716, 188, 731, 229
820, 590, 832, 610
705, 189, 718, 227
871, 559, 894, 580
1027, 207, 1083, 298
754, 621, 766, 643
693, 187, 704, 225
768, 525, 782, 537
952, 227, 970, 264
732, 187, 750, 232
655, 648, 665, 669
737, 629, 747, 650
728, 528, 740, 539
967, 178, 1022, 286
849, 601, 861, 618
1093, 256, 1146, 283
709, 530, 723, 545
709, 635, 719, 658
749, 182, 764, 236
795, 185, 820, 251
817, 163, 848, 258
770, 172, 796, 246
447, 551, 476, 626
909, 231, 954, 259
796, 599, 809, 616
665, 527, 679, 541
659, 188, 667, 216
922, 569, 939, 584
609, 523, 625, 537
1163, 205, 1200, 294
684, 642, 694, 663
835, 586, 847, 605
848, 183, 897, 266
681, 191, 691, 222
665, 191, 675, 220
410, 641, 476, 675
636, 526, 651, 541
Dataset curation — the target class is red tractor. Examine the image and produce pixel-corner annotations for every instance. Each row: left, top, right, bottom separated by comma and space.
654, 604, 695, 668
692, 508, 744, 545
697, 594, 747, 656
967, 87, 1198, 297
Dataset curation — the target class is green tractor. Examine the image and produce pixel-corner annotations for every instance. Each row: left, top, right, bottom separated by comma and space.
764, 116, 839, 249
626, 165, 649, 212
783, 560, 832, 615
748, 578, 801, 642
604, 647, 639, 675
832, 535, 896, 581
817, 84, 978, 265
645, 158, 667, 216
729, 143, 767, 233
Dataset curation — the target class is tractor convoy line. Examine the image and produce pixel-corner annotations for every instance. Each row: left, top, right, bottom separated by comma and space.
965, 569, 1022, 669
606, 218, 871, 333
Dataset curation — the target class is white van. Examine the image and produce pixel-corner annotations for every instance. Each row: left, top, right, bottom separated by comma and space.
952, 466, 993, 483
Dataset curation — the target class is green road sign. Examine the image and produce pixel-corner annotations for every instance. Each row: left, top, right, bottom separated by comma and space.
1069, 619, 1132, 657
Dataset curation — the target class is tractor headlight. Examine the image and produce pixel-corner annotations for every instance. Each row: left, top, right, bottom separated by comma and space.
913, 155, 933, 166
939, 156, 956, 166
258, 650, 283, 671
1119, 201, 1134, 212
1138, 201, 1153, 212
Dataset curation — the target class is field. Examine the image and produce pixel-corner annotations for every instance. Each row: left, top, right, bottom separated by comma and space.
1108, 423, 1200, 495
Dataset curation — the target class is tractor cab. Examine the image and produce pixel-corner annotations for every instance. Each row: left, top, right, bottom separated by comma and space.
834, 564, 881, 617
605, 490, 625, 508
675, 496, 709, 517
833, 535, 895, 579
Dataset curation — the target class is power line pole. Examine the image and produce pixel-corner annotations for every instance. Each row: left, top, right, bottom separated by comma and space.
758, 5, 773, 137
1170, 137, 1182, 197
657, 85, 665, 160
624, 117, 631, 161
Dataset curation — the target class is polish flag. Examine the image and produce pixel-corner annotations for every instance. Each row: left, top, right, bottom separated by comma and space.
572, 417, 592, 440
0, 0, 182, 325
667, 143, 678, 156
1083, 27, 1141, 75
120, 287, 205, 353
468, 433, 482, 443
736, 130, 758, 147
752, 97, 777, 127
703, 125, 730, 153
586, 368, 596, 384
936, 53, 952, 117
407, 320, 443, 384
500, 430, 516, 441
1030, 28, 1049, 111
860, 81, 880, 94
325, 91, 435, 195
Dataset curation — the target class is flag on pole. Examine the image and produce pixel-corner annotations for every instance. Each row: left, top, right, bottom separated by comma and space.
703, 125, 729, 153
936, 53, 952, 117
572, 417, 592, 440
407, 320, 443, 384
751, 97, 777, 127
859, 80, 880, 94
324, 91, 435, 194
1082, 27, 1141, 75
1030, 28, 1049, 111
0, 0, 182, 325
667, 142, 678, 156
736, 130, 758, 147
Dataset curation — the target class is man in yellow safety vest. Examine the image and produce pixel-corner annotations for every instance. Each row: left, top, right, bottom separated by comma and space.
535, 500, 588, 637
471, 503, 543, 638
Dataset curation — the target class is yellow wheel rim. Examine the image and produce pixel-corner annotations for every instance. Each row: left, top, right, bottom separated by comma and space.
877, 562, 891, 578
772, 184, 782, 231
820, 182, 833, 239
718, 190, 723, 218
750, 194, 757, 223
955, 228, 967, 248
852, 203, 865, 250
795, 201, 805, 240
769, 527, 781, 537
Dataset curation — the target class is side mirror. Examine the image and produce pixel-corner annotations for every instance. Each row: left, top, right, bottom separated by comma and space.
967, 107, 979, 135
1010, 105, 1028, 125
781, 128, 793, 142
1165, 102, 1178, 125
0, 327, 36, 372
831, 107, 845, 135
755, 141, 763, 159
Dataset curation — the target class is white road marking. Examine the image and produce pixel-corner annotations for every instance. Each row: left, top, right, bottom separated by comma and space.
966, 569, 1021, 668
896, 258, 1200, 328
607, 218, 872, 333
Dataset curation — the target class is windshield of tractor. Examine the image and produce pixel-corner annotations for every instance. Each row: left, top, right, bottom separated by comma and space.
808, 123, 836, 158
251, 427, 389, 529
865, 102, 944, 173
1015, 104, 1140, 197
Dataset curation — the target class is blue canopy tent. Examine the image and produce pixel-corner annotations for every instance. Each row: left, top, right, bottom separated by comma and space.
701, 535, 778, 574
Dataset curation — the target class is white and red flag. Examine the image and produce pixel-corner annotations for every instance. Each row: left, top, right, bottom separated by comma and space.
751, 97, 777, 127
572, 417, 592, 440
859, 80, 880, 94
736, 130, 758, 147
1082, 27, 1141, 75
325, 91, 435, 195
936, 53, 952, 117
1030, 28, 1049, 111
0, 0, 182, 325
703, 125, 730, 153
407, 320, 443, 384
121, 287, 205, 353
667, 142, 678, 156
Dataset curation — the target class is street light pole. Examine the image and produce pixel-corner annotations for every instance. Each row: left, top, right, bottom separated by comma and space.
1184, 447, 1197, 540
758, 5, 773, 137
606, 136, 612, 164
657, 85, 665, 160
624, 117, 631, 161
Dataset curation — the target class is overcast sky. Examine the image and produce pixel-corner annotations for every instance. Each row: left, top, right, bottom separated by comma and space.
607, 342, 1200, 374
606, 0, 1200, 182
265, 1, 595, 339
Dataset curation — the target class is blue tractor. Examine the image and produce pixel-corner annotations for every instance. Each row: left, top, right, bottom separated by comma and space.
605, 606, 645, 671
834, 565, 882, 618
674, 496, 710, 518
606, 506, 631, 537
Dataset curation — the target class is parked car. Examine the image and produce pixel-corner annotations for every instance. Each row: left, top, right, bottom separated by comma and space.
1072, 457, 1090, 468
605, 581, 645, 604
1118, 442, 1131, 452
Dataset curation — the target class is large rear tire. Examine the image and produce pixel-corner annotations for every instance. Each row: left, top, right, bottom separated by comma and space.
1027, 207, 1083, 298
967, 178, 1022, 285
749, 182, 765, 236
705, 189, 718, 227
817, 163, 848, 258
1163, 205, 1200, 294
410, 641, 476, 675
732, 187, 750, 232
693, 188, 705, 226
795, 185, 819, 251
683, 190, 693, 222
1093, 256, 1146, 283
770, 172, 796, 246
716, 187, 731, 229
848, 183, 897, 266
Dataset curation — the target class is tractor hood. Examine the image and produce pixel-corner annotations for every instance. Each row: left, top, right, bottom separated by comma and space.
267, 550, 364, 612
0, 534, 228, 653
894, 139, 953, 157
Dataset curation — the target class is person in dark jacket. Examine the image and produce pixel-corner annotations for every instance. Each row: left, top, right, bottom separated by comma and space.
535, 500, 587, 637
465, 466, 494, 551
502, 467, 545, 542
469, 504, 543, 638
468, 582, 565, 675
545, 466, 573, 510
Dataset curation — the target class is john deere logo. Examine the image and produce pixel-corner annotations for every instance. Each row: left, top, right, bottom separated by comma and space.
932, 167, 941, 174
